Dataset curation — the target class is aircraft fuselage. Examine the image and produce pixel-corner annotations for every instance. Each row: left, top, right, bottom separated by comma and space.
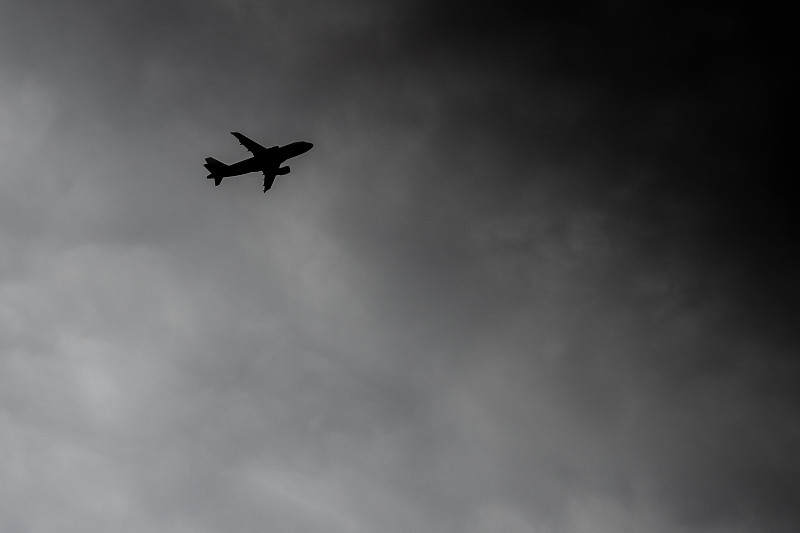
219, 141, 313, 177
205, 133, 313, 192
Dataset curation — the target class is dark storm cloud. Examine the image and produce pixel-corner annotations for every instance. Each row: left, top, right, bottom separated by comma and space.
308, 2, 799, 530
1, 1, 797, 532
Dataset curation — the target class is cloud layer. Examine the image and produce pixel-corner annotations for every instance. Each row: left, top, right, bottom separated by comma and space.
1, 1, 796, 532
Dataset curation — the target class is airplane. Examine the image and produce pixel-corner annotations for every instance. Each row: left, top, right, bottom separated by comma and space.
204, 132, 313, 193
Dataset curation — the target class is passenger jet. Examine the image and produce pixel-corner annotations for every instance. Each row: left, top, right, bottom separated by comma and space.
204, 132, 313, 192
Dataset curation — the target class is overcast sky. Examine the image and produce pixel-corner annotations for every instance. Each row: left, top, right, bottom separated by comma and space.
0, 1, 796, 532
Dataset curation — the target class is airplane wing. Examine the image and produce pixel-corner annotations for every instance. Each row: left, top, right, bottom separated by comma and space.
262, 171, 277, 193
231, 131, 269, 156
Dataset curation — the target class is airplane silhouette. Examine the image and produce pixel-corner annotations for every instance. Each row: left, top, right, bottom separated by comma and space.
204, 132, 313, 193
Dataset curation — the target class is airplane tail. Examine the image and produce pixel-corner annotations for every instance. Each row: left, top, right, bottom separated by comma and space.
204, 157, 228, 172
204, 157, 228, 186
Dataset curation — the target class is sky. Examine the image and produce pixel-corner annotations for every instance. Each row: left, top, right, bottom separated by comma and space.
0, 1, 796, 532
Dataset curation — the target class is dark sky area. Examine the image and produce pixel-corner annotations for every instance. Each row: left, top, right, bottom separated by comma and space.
0, 1, 796, 532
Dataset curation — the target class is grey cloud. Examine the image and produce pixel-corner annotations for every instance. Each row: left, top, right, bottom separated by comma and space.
1, 1, 797, 532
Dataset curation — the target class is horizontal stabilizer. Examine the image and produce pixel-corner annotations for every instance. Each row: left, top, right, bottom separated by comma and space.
207, 174, 224, 186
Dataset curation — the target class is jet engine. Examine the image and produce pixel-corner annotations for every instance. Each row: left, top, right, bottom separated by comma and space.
277, 166, 290, 175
